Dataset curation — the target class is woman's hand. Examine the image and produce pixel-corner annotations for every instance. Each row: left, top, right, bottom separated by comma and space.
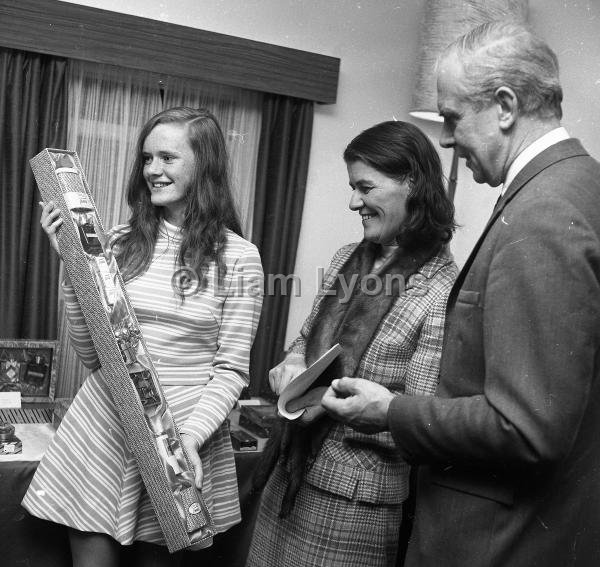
180, 433, 203, 489
39, 201, 63, 259
268, 352, 307, 395
287, 385, 328, 425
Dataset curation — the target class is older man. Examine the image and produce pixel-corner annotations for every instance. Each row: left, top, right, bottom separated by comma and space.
322, 20, 600, 566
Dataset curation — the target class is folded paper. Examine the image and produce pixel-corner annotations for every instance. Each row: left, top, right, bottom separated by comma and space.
277, 343, 342, 420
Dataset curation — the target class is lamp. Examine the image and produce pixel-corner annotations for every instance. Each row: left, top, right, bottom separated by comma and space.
410, 0, 529, 201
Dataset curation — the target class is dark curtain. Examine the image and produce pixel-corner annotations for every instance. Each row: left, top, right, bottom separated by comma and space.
0, 48, 67, 339
250, 94, 314, 397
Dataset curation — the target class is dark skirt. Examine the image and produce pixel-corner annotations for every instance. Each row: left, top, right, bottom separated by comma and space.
246, 465, 402, 567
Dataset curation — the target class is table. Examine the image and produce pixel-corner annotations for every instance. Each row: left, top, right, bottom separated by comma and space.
1, 424, 263, 567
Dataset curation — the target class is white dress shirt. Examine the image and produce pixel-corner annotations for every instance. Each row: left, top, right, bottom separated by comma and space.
501, 127, 570, 196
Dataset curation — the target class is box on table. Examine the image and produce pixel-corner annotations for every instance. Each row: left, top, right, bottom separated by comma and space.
238, 404, 277, 438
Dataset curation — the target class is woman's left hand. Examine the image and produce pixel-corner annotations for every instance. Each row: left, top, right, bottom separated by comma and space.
180, 433, 203, 489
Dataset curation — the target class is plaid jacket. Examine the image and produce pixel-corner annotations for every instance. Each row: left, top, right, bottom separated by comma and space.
288, 243, 458, 504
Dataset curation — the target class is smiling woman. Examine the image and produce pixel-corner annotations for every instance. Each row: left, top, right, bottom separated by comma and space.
142, 123, 196, 225
23, 107, 264, 567
347, 160, 410, 246
116, 107, 245, 287
247, 120, 457, 567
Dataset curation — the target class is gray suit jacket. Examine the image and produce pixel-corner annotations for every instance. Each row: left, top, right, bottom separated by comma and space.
390, 139, 600, 566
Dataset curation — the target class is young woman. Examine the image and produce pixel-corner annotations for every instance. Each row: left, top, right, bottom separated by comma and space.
24, 107, 263, 566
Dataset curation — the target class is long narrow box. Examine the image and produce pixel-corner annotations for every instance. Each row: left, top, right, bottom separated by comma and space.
30, 149, 214, 553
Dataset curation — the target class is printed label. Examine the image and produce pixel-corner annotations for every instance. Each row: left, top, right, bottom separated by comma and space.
64, 191, 93, 211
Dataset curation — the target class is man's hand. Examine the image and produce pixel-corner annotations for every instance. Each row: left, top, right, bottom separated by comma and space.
321, 377, 395, 434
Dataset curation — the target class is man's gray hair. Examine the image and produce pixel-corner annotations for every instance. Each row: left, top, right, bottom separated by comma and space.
442, 20, 563, 120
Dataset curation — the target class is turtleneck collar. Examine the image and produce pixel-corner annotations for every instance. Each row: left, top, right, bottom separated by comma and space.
159, 218, 183, 241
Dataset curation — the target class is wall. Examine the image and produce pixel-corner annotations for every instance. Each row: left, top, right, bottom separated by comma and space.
64, 0, 600, 347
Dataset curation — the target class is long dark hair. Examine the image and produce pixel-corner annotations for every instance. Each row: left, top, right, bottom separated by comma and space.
343, 120, 455, 253
114, 106, 242, 287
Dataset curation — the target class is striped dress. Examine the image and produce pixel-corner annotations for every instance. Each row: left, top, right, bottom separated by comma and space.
22, 220, 263, 546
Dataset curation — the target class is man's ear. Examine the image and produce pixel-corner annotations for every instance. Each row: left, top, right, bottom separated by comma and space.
494, 86, 518, 131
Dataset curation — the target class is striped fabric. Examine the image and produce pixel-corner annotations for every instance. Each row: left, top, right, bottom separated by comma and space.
247, 243, 457, 567
22, 220, 263, 545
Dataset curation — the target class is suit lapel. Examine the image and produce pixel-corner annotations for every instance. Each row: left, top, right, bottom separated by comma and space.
448, 138, 589, 306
